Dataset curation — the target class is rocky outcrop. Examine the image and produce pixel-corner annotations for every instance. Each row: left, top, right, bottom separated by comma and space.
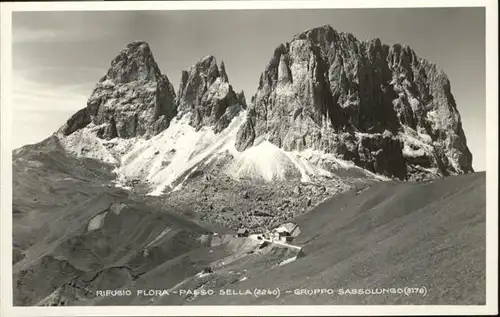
176, 56, 246, 133
236, 25, 473, 180
58, 41, 177, 139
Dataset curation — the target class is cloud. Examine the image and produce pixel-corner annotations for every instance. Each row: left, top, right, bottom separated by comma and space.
12, 12, 132, 44
11, 73, 91, 149
13, 25, 115, 44
10, 70, 95, 149
14, 66, 105, 86
12, 73, 90, 113
12, 28, 59, 43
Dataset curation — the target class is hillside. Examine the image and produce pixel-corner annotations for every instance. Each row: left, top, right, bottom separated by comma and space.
12, 137, 215, 306
55, 172, 484, 306
160, 172, 486, 305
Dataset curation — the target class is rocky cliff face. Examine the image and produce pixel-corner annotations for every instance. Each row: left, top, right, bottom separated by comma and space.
176, 56, 246, 133
235, 25, 473, 180
58, 41, 177, 139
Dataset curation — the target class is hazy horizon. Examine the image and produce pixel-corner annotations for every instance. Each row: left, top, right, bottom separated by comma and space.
12, 8, 486, 171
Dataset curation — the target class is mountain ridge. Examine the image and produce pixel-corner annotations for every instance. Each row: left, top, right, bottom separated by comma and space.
236, 25, 473, 181
38, 25, 474, 199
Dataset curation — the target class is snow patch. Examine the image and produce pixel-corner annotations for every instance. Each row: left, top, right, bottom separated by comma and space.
408, 95, 421, 112
87, 212, 107, 231
228, 141, 352, 183
109, 202, 126, 215
101, 79, 115, 88
59, 126, 119, 165
399, 126, 434, 159
426, 110, 444, 130
143, 112, 246, 196
228, 141, 301, 181
403, 145, 426, 158
25, 160, 44, 168
297, 148, 391, 181
195, 271, 212, 278
278, 256, 298, 266
146, 227, 172, 248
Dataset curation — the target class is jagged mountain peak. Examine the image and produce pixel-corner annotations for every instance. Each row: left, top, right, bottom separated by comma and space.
236, 25, 473, 181
104, 41, 163, 84
191, 55, 220, 81
291, 25, 424, 68
180, 55, 229, 85
177, 55, 245, 133
219, 60, 229, 83
58, 41, 177, 139
292, 25, 361, 48
293, 24, 339, 42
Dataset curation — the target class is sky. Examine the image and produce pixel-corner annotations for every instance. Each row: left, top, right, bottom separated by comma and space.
11, 7, 486, 170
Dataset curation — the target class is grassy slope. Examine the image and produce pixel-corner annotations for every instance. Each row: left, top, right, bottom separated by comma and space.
13, 136, 117, 254
185, 172, 486, 305
81, 172, 485, 306
12, 136, 213, 305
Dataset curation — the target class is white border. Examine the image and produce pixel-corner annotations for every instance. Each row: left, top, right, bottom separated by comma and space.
0, 0, 490, 11
1, 1, 498, 316
485, 0, 499, 312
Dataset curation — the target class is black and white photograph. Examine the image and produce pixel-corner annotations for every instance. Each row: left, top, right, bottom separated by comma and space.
0, 1, 498, 316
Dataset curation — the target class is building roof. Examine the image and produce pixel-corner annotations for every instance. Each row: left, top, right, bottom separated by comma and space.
237, 228, 248, 233
274, 227, 290, 233
273, 222, 298, 234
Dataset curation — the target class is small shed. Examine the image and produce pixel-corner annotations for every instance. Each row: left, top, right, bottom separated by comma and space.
273, 223, 301, 237
237, 228, 249, 237
274, 227, 291, 237
279, 232, 293, 242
